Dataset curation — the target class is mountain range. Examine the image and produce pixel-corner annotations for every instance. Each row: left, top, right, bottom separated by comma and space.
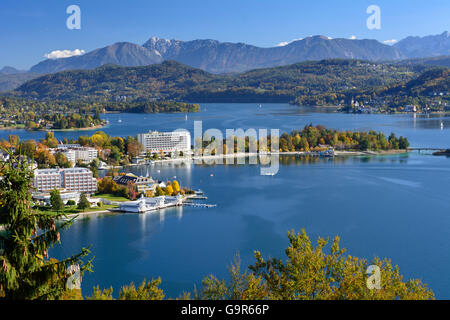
1, 31, 449, 92
28, 35, 406, 75
394, 31, 450, 59
26, 31, 450, 75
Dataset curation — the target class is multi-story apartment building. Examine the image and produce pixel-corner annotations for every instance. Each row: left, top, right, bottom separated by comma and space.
33, 169, 62, 192
73, 147, 98, 163
61, 168, 98, 193
137, 130, 191, 154
51, 144, 98, 164
33, 168, 97, 194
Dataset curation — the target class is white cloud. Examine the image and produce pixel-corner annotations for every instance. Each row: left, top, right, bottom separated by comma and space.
277, 37, 303, 47
383, 39, 398, 45
44, 49, 85, 59
350, 35, 357, 40
277, 41, 290, 47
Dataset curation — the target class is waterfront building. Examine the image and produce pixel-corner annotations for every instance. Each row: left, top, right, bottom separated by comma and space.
137, 130, 191, 154
33, 168, 97, 194
118, 195, 183, 213
114, 173, 158, 194
32, 190, 81, 205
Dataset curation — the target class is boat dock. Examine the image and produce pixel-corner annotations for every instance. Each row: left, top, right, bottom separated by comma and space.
183, 202, 217, 208
117, 192, 217, 213
188, 196, 208, 200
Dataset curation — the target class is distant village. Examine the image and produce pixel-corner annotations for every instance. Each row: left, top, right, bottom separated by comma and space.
341, 93, 450, 114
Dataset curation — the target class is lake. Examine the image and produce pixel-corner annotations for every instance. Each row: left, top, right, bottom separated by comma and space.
15, 103, 449, 299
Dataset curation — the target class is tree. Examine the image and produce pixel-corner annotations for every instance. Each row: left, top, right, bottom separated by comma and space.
126, 137, 142, 159
118, 279, 164, 300
109, 146, 121, 164
388, 133, 400, 150
247, 230, 434, 300
0, 150, 92, 299
97, 177, 119, 195
20, 140, 37, 160
126, 182, 137, 200
93, 108, 101, 121
197, 255, 267, 300
86, 279, 164, 300
50, 189, 64, 212
155, 186, 165, 197
43, 132, 58, 148
172, 180, 180, 194
359, 137, 370, 151
399, 136, 410, 150
77, 194, 91, 211
55, 153, 70, 168
164, 185, 174, 196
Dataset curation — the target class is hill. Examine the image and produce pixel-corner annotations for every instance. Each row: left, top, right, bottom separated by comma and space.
392, 56, 450, 69
12, 59, 415, 103
0, 73, 41, 92
385, 67, 449, 96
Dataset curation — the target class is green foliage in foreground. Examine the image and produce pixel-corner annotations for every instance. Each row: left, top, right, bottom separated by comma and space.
84, 230, 434, 300
0, 151, 92, 299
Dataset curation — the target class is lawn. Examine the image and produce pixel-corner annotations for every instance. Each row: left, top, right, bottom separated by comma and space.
36, 204, 117, 216
91, 194, 130, 202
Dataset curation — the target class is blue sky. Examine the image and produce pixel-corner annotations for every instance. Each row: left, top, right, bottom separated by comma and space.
1, 0, 449, 69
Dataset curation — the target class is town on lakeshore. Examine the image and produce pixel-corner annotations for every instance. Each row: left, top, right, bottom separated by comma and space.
1, 0, 449, 304
0, 123, 413, 217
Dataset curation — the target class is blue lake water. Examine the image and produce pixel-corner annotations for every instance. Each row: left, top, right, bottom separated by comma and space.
15, 103, 449, 299
3, 103, 450, 148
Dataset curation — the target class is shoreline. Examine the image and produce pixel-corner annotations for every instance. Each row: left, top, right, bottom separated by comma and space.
0, 123, 109, 132
44, 123, 109, 132
119, 149, 410, 168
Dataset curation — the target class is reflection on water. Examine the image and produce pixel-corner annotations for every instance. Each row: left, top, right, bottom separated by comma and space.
397, 116, 450, 130
52, 153, 450, 299
35, 103, 450, 299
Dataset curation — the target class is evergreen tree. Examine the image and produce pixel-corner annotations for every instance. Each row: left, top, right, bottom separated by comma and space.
50, 189, 64, 212
93, 108, 101, 121
0, 150, 92, 299
77, 194, 91, 211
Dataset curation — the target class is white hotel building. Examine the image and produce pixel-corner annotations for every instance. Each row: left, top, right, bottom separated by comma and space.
33, 168, 97, 194
137, 130, 191, 154
51, 144, 98, 164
